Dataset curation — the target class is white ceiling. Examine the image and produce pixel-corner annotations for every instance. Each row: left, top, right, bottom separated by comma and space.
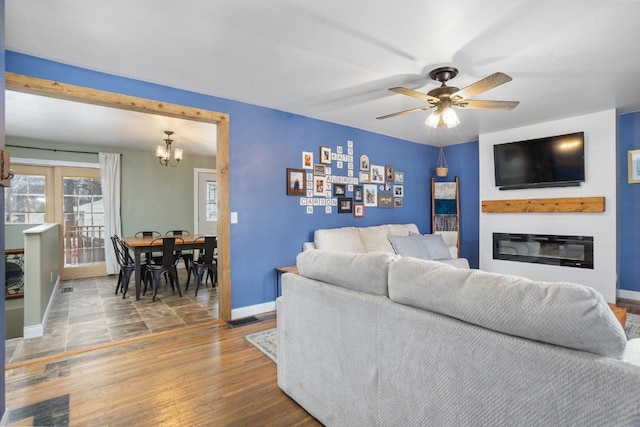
5, 1, 640, 148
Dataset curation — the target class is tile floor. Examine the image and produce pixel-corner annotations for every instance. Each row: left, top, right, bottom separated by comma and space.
6, 269, 219, 364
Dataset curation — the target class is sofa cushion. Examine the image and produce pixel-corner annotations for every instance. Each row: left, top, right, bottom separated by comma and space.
359, 223, 420, 253
314, 226, 367, 253
387, 233, 453, 260
387, 257, 627, 358
296, 249, 398, 296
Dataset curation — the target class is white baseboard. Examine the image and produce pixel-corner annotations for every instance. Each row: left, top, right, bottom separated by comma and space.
618, 289, 640, 301
231, 301, 276, 320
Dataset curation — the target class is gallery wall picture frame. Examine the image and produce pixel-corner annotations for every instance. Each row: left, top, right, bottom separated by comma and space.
393, 184, 404, 197
354, 203, 365, 217
629, 149, 640, 183
302, 151, 313, 169
359, 172, 370, 183
394, 171, 404, 183
333, 183, 346, 196
363, 184, 378, 207
320, 146, 332, 164
353, 185, 364, 202
314, 164, 326, 175
338, 197, 353, 213
360, 155, 370, 171
378, 193, 394, 208
394, 198, 403, 207
313, 176, 327, 196
287, 168, 306, 196
385, 165, 394, 181
371, 164, 385, 183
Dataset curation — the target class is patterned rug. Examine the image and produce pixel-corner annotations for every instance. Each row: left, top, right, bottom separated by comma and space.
627, 313, 640, 339
245, 328, 277, 363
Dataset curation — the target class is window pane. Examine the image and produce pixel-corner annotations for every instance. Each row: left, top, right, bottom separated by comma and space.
206, 180, 217, 222
62, 177, 105, 266
4, 174, 47, 224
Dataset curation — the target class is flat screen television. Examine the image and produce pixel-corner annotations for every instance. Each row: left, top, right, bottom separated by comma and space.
493, 131, 585, 190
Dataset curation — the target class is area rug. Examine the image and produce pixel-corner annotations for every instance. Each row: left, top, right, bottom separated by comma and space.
627, 313, 640, 339
245, 328, 277, 363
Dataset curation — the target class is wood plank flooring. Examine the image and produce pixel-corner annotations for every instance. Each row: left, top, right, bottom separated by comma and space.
5, 317, 321, 426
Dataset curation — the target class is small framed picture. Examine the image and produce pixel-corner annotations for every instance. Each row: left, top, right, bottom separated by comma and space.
338, 197, 353, 213
394, 198, 403, 207
394, 171, 404, 184
354, 203, 364, 217
378, 193, 394, 208
353, 185, 364, 202
320, 146, 332, 164
393, 185, 404, 197
385, 165, 394, 181
314, 176, 327, 196
370, 164, 385, 183
364, 184, 377, 207
286, 168, 306, 196
629, 149, 640, 183
314, 164, 326, 175
333, 183, 346, 196
359, 171, 370, 183
360, 155, 370, 171
302, 151, 313, 169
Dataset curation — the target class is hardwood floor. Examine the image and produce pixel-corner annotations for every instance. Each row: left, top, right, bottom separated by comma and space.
5, 317, 321, 426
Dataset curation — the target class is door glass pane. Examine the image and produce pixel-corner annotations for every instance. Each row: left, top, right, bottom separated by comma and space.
62, 177, 105, 266
4, 174, 46, 224
206, 180, 217, 222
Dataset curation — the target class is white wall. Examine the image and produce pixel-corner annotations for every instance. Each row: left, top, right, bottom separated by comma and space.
479, 109, 617, 302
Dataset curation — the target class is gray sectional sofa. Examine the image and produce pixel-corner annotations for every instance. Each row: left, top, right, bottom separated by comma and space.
277, 249, 640, 426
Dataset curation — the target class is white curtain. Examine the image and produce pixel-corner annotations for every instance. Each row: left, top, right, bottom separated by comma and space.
99, 152, 122, 274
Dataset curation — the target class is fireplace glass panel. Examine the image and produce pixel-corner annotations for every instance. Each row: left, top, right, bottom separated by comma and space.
493, 233, 593, 269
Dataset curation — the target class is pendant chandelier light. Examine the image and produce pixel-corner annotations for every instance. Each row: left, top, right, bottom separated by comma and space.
156, 130, 183, 167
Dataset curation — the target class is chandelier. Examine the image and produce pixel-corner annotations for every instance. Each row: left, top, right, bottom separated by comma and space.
155, 130, 183, 167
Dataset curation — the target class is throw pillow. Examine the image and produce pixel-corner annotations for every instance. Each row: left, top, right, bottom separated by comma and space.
387, 233, 452, 260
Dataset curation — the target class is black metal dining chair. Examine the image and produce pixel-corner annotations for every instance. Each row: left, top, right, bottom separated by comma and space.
186, 236, 217, 296
144, 236, 184, 301
166, 230, 193, 271
111, 235, 136, 299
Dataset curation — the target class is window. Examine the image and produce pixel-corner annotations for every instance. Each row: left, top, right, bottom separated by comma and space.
206, 180, 217, 222
4, 173, 47, 224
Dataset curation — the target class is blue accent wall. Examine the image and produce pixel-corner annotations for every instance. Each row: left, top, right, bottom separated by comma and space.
435, 142, 480, 268
6, 52, 454, 308
618, 112, 640, 293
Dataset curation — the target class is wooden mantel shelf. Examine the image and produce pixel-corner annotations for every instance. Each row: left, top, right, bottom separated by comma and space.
482, 196, 605, 213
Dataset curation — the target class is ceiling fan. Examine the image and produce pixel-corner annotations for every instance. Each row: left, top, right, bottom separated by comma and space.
376, 67, 519, 128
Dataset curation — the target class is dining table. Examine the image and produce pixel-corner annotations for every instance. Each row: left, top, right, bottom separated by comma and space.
121, 234, 207, 300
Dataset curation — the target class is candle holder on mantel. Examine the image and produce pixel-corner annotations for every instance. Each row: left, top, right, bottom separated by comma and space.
436, 146, 448, 177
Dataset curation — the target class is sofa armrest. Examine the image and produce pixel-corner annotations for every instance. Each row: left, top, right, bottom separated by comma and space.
302, 242, 316, 251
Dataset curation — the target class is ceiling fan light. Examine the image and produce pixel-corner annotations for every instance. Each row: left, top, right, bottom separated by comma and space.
442, 107, 460, 128
425, 111, 440, 128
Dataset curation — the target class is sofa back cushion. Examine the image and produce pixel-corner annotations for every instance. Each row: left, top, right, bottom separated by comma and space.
359, 223, 419, 253
314, 226, 367, 253
296, 249, 398, 296
387, 257, 627, 358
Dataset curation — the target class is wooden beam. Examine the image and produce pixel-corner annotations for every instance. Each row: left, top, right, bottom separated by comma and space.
481, 196, 605, 213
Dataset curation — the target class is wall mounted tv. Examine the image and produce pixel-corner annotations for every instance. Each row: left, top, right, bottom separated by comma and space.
493, 131, 585, 190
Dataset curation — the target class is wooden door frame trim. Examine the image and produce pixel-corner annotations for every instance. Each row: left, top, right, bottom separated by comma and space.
5, 72, 232, 321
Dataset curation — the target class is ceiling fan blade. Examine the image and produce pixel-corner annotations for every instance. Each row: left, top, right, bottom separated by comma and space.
455, 99, 519, 110
389, 87, 440, 103
450, 72, 512, 101
376, 105, 434, 120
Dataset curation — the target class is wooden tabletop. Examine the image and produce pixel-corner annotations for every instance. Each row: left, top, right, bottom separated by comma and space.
121, 234, 206, 247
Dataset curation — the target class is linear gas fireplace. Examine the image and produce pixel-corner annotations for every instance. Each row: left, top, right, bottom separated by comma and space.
493, 233, 593, 269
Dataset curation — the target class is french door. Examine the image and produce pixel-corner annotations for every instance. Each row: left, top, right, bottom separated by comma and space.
55, 166, 105, 279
